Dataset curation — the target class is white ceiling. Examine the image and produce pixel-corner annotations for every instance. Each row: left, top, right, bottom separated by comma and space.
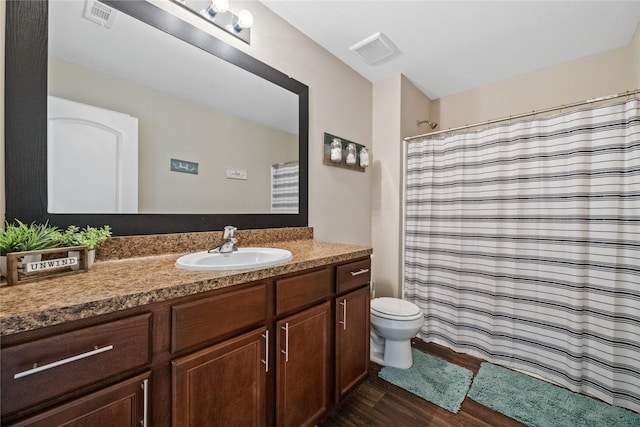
260, 1, 640, 99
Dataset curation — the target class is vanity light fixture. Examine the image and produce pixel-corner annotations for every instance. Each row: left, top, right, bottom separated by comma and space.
171, 0, 254, 44
233, 9, 254, 32
205, 0, 228, 17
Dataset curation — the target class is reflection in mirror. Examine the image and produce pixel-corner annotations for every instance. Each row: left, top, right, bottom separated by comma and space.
48, 0, 298, 214
4, 0, 308, 235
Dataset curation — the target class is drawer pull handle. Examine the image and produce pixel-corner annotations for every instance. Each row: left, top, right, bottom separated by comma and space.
350, 268, 369, 276
261, 330, 269, 373
13, 345, 114, 379
281, 323, 289, 362
141, 378, 149, 427
339, 299, 347, 330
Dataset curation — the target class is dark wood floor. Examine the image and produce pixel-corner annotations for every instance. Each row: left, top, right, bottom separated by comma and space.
320, 340, 526, 427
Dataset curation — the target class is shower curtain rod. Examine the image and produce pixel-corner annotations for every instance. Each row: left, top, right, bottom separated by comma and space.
404, 89, 640, 142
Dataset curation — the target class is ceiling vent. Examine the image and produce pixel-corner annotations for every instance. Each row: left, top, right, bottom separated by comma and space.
83, 0, 117, 29
349, 32, 397, 65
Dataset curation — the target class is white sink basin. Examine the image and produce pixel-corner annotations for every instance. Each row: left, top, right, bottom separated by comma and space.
175, 247, 292, 271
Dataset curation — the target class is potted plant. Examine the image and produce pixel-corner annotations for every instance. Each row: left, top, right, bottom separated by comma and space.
54, 225, 112, 269
0, 220, 60, 278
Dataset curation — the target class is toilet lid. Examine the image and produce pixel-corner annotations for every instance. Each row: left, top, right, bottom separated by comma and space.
371, 298, 422, 318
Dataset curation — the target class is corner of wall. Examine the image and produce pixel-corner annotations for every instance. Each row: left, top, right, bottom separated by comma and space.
372, 74, 433, 299
1, 0, 6, 226
631, 23, 640, 89
371, 75, 402, 297
400, 75, 432, 139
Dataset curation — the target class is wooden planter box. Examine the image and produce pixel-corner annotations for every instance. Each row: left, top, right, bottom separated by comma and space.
3, 246, 90, 286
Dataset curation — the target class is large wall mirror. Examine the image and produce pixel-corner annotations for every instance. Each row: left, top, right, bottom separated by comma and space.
5, 0, 309, 235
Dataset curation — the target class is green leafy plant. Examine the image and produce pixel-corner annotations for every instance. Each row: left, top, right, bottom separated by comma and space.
0, 220, 60, 256
54, 225, 112, 251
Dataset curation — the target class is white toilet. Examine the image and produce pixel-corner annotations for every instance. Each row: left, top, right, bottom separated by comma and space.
370, 297, 423, 369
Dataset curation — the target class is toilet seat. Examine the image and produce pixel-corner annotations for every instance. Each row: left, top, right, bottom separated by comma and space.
371, 298, 422, 321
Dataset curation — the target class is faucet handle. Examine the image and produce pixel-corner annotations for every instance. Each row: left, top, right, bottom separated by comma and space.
223, 225, 237, 239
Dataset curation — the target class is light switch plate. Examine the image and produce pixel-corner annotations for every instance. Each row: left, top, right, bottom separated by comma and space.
226, 168, 247, 180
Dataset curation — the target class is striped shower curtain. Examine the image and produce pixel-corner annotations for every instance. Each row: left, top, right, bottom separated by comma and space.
271, 162, 299, 213
404, 97, 640, 412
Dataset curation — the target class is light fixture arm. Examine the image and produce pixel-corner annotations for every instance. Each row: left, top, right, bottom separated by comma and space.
171, 0, 253, 44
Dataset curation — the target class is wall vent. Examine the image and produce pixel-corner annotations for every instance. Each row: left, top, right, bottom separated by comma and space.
349, 32, 397, 65
83, 0, 117, 29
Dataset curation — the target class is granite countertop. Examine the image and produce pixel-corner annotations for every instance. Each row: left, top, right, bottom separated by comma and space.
0, 239, 372, 336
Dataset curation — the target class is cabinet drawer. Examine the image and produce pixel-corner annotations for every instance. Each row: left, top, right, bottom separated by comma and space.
172, 283, 267, 353
336, 259, 371, 294
1, 313, 151, 417
9, 372, 150, 427
276, 268, 332, 316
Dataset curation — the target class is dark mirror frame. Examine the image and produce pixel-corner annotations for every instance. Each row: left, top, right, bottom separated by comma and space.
4, 0, 308, 236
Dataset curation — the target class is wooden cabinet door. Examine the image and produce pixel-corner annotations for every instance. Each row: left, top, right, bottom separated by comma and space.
276, 301, 330, 427
172, 327, 267, 427
335, 286, 370, 401
10, 372, 150, 427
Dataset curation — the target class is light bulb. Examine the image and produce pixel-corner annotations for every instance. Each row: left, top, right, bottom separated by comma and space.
205, 0, 228, 17
235, 10, 253, 30
359, 147, 369, 167
210, 0, 229, 13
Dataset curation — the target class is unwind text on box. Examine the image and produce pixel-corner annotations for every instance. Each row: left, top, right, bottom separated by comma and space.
26, 256, 79, 273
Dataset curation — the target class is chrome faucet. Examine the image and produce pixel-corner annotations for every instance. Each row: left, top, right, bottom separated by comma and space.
209, 226, 238, 254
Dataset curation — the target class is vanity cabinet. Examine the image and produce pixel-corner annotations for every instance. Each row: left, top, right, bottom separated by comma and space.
335, 286, 370, 401
171, 284, 267, 353
172, 327, 268, 427
170, 283, 269, 427
275, 268, 332, 427
0, 313, 152, 423
1, 256, 371, 427
334, 260, 371, 401
276, 302, 331, 427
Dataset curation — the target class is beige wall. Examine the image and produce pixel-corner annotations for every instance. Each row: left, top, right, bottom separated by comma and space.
371, 75, 431, 298
632, 24, 640, 89
371, 76, 401, 298
432, 40, 638, 130
151, 0, 373, 246
401, 76, 432, 140
49, 58, 297, 214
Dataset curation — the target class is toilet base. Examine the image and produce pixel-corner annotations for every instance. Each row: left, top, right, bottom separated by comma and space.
370, 351, 385, 366
383, 338, 413, 369
369, 337, 414, 369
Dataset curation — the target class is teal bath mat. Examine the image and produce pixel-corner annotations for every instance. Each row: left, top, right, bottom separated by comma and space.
468, 362, 640, 427
378, 349, 473, 413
